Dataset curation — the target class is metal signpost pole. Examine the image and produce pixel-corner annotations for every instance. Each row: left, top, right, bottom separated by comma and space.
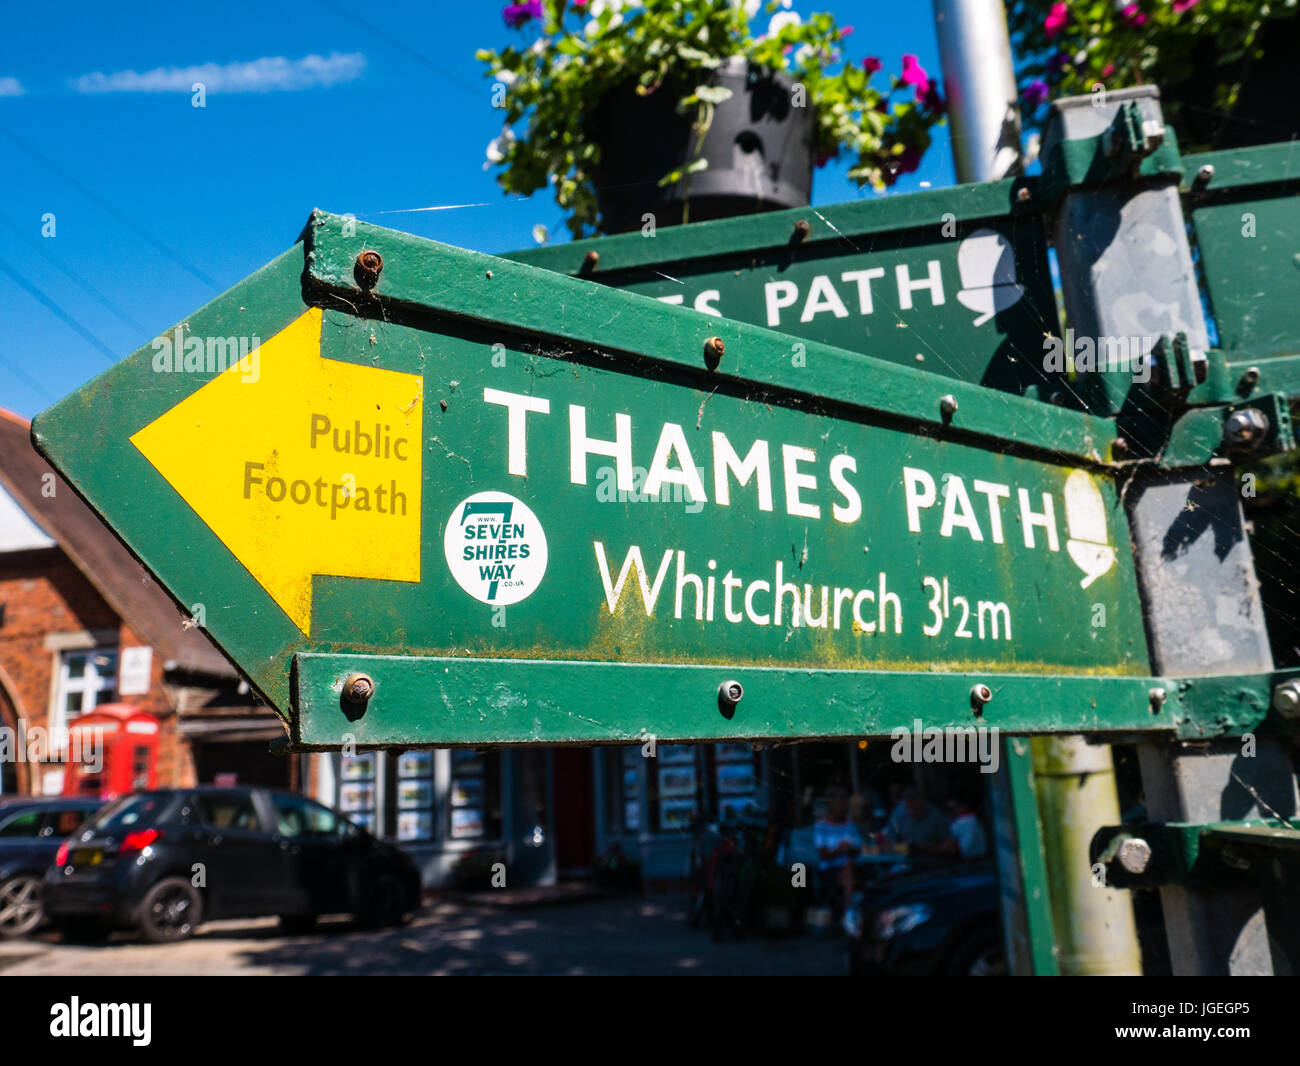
1043, 86, 1298, 975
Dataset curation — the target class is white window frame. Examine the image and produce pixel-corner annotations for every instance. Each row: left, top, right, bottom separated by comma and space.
51, 644, 118, 735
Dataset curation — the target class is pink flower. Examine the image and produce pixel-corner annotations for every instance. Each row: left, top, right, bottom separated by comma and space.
899, 53, 931, 98
1121, 4, 1147, 27
841, 25, 854, 37
1044, 2, 1069, 39
502, 1, 542, 30
862, 55, 882, 75
1102, 63, 1116, 77
1173, 0, 1199, 10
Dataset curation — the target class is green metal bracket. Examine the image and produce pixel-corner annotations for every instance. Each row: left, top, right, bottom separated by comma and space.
1036, 102, 1184, 207
1094, 819, 1299, 891
1157, 391, 1295, 468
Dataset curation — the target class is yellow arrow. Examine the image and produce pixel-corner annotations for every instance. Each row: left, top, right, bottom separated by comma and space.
130, 307, 422, 635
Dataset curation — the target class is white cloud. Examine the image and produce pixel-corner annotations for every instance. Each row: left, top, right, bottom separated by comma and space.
71, 52, 365, 94
0, 77, 24, 97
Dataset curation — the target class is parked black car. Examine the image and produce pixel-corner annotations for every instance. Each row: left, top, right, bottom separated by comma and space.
43, 787, 421, 943
849, 859, 1005, 976
0, 796, 104, 938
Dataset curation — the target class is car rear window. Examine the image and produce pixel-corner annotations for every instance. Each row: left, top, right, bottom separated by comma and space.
194, 792, 263, 832
89, 794, 169, 833
0, 809, 41, 838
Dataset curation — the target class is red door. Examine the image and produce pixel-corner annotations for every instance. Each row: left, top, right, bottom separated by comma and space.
552, 748, 596, 876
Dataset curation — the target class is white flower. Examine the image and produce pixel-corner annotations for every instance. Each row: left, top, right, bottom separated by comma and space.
485, 127, 515, 166
495, 69, 517, 86
530, 37, 549, 55
729, 0, 762, 16
768, 11, 801, 35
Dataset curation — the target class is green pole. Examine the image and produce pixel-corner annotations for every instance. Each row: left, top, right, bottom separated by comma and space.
1032, 736, 1142, 975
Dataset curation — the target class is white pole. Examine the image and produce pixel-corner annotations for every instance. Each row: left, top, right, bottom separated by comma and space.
931, 0, 1022, 183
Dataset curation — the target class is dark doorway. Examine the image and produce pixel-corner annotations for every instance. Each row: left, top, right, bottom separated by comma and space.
552, 748, 596, 877
194, 740, 292, 789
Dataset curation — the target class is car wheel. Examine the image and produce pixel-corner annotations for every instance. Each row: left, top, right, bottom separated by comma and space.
357, 874, 407, 929
137, 877, 202, 943
0, 875, 44, 939
279, 914, 318, 935
945, 926, 1006, 976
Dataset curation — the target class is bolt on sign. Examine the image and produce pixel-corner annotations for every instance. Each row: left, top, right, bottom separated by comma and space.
34, 211, 1156, 751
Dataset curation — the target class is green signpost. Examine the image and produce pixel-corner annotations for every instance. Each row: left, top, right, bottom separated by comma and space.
27, 87, 1300, 975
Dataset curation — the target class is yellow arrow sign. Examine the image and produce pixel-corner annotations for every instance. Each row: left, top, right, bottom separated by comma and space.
131, 307, 423, 635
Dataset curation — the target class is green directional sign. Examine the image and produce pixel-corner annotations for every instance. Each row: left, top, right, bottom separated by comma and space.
34, 210, 1158, 750
505, 180, 1066, 400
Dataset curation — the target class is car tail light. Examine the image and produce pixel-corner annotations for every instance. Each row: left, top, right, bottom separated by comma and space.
120, 828, 161, 855
55, 840, 70, 867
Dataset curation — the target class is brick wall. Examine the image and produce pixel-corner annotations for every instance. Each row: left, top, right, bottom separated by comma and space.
0, 548, 191, 795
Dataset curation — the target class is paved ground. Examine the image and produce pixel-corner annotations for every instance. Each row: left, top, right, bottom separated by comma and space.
0, 895, 848, 976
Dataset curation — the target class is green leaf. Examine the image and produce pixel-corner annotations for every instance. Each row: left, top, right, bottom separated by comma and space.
695, 85, 734, 104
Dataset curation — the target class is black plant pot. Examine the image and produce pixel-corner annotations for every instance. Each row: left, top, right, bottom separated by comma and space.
588, 56, 814, 234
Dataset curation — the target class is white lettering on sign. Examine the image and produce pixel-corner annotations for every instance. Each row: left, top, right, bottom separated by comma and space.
480, 389, 1117, 591
763, 259, 946, 328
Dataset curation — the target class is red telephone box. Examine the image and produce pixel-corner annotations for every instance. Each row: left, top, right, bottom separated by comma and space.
60, 703, 160, 800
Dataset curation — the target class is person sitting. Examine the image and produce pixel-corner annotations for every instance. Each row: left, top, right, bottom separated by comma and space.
814, 788, 862, 916
886, 786, 953, 857
945, 791, 988, 859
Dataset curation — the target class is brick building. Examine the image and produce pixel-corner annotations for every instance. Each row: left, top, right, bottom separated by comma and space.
0, 407, 289, 797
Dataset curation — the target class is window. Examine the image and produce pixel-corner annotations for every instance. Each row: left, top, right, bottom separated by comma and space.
271, 794, 337, 838
193, 792, 262, 832
0, 809, 41, 838
55, 647, 118, 729
42, 807, 91, 837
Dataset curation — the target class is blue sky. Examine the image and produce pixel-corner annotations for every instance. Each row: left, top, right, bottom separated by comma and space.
0, 0, 954, 418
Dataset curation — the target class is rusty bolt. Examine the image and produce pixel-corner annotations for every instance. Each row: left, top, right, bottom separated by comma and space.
354, 250, 383, 289
1117, 837, 1152, 875
582, 250, 600, 271
970, 683, 993, 713
342, 672, 374, 705
792, 219, 811, 242
1113, 438, 1130, 459
704, 336, 725, 366
1016, 186, 1032, 204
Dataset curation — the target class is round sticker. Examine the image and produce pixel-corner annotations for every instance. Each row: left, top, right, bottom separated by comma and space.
444, 491, 548, 605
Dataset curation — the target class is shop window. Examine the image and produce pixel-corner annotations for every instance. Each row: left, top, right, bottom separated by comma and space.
54, 647, 118, 732
393, 751, 435, 842
605, 746, 642, 834
708, 744, 762, 820
338, 752, 380, 834
449, 749, 502, 840
650, 745, 700, 832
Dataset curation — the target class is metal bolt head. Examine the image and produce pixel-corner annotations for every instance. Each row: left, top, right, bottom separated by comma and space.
342, 672, 374, 705
704, 336, 725, 366
792, 219, 811, 241
1112, 437, 1129, 459
1149, 687, 1167, 713
1117, 837, 1152, 875
582, 250, 599, 271
1015, 186, 1031, 204
718, 680, 744, 706
1273, 681, 1300, 718
1224, 407, 1270, 448
970, 683, 993, 709
1196, 163, 1215, 186
354, 250, 383, 289
939, 394, 959, 419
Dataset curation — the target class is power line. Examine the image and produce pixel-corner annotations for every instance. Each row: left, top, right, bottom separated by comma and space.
0, 213, 151, 335
318, 0, 486, 102
0, 122, 219, 290
0, 252, 120, 363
